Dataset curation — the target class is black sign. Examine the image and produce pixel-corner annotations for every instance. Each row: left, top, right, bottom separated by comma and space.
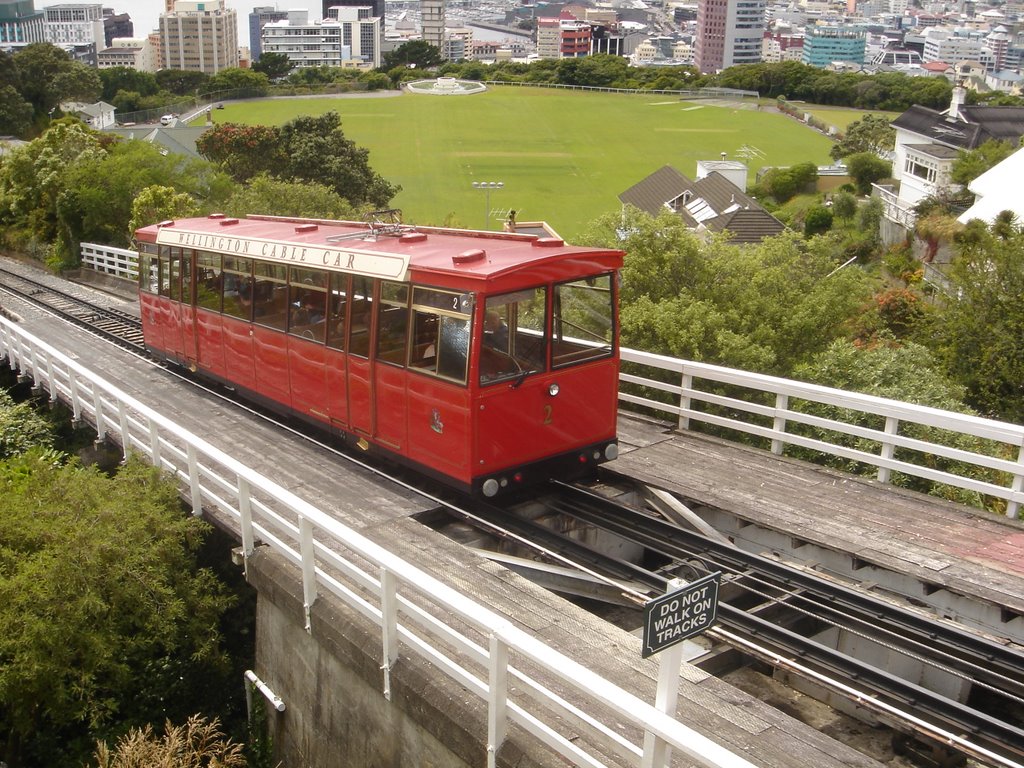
642, 572, 721, 658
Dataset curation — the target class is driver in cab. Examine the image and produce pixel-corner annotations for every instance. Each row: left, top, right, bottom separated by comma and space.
484, 310, 508, 351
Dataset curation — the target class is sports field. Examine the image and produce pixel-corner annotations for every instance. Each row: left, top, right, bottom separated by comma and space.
217, 86, 836, 241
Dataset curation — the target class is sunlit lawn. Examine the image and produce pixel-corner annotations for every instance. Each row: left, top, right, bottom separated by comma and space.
218, 87, 838, 241
803, 107, 901, 133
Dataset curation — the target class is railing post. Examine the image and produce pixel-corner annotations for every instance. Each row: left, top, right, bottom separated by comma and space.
771, 393, 788, 455
92, 384, 107, 441
186, 444, 203, 514
878, 416, 898, 484
147, 416, 162, 468
68, 375, 82, 424
116, 400, 132, 460
487, 633, 508, 768
642, 578, 685, 768
380, 568, 398, 701
1009, 444, 1024, 520
678, 371, 693, 431
237, 476, 254, 577
44, 354, 57, 402
299, 516, 317, 632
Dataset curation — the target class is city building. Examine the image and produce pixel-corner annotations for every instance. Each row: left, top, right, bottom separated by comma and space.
262, 6, 380, 70
249, 5, 288, 62
159, 0, 239, 74
97, 35, 156, 71
102, 9, 131, 46
44, 3, 104, 60
1, 0, 45, 46
323, 0, 381, 21
420, 0, 443, 52
802, 23, 867, 67
536, 11, 592, 59
694, 0, 765, 74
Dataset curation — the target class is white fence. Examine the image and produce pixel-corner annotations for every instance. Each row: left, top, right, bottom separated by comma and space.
77, 242, 1024, 519
80, 243, 139, 281
619, 348, 1024, 519
0, 314, 756, 768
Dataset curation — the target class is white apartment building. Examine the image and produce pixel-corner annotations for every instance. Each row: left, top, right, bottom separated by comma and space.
97, 36, 157, 71
160, 0, 239, 74
43, 3, 104, 50
262, 6, 380, 70
921, 27, 983, 64
420, 0, 443, 52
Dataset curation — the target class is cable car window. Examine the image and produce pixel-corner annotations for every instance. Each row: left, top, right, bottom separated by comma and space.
479, 286, 547, 386
348, 276, 372, 358
139, 251, 158, 295
376, 281, 409, 366
196, 251, 222, 312
327, 273, 348, 351
552, 273, 614, 368
181, 251, 194, 305
410, 287, 473, 384
167, 251, 181, 302
252, 261, 287, 331
222, 256, 252, 320
288, 267, 328, 343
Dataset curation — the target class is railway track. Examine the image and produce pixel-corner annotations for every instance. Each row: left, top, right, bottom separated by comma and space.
448, 483, 1024, 768
0, 265, 146, 352
3, 262, 1023, 767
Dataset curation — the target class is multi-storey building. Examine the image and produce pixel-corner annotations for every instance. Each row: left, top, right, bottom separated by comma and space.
44, 3, 104, 59
249, 6, 288, 62
444, 26, 472, 61
802, 23, 866, 67
262, 6, 380, 70
102, 9, 131, 46
97, 36, 157, 71
694, 0, 765, 74
420, 0, 443, 53
160, 0, 238, 73
921, 28, 984, 65
1, 0, 45, 46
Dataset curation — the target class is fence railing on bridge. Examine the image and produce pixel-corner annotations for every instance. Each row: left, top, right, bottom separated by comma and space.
78, 242, 1024, 519
0, 311, 756, 768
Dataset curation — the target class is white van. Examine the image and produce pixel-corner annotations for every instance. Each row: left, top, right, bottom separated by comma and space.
160, 114, 175, 126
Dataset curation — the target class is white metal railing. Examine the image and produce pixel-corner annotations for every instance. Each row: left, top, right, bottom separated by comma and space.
0, 314, 756, 768
619, 348, 1024, 519
77, 242, 1024, 519
80, 243, 139, 281
872, 183, 918, 228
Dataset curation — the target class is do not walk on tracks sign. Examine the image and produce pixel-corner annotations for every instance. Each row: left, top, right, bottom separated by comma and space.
641, 572, 721, 658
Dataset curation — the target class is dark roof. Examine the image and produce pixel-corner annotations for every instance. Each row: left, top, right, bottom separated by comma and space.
618, 166, 785, 243
893, 104, 1024, 150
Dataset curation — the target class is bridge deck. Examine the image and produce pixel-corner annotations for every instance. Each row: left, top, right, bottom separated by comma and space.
0, 257, 898, 767
613, 417, 1024, 633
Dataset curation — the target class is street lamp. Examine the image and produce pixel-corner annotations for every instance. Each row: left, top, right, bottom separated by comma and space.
472, 181, 504, 230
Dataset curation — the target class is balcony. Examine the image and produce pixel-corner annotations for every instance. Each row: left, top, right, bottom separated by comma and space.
872, 183, 917, 228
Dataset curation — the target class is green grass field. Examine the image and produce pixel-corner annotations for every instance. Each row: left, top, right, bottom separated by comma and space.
217, 87, 837, 241
803, 107, 900, 133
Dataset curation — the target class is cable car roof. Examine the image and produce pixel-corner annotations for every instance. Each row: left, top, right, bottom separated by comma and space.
138, 214, 623, 284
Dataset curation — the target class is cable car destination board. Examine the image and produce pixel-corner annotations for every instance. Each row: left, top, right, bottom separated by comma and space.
642, 572, 721, 658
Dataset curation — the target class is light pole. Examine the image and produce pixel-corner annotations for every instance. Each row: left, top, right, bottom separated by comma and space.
472, 181, 503, 229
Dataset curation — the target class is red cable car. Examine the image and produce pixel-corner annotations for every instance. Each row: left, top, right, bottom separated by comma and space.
135, 213, 623, 497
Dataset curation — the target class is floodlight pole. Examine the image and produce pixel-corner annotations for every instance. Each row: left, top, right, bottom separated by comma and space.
472, 181, 504, 230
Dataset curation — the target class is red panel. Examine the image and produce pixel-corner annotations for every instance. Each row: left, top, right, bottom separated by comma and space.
325, 353, 349, 429
253, 326, 290, 403
195, 309, 225, 378
475, 361, 618, 474
140, 294, 165, 352
348, 357, 372, 436
373, 363, 407, 451
288, 336, 329, 424
406, 374, 472, 482
221, 317, 256, 391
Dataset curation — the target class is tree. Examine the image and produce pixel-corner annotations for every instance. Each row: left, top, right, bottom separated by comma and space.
251, 51, 293, 81
935, 224, 1024, 422
155, 68, 209, 96
584, 208, 875, 376
222, 174, 360, 219
195, 122, 288, 182
755, 161, 818, 203
0, 390, 54, 458
205, 67, 270, 96
92, 716, 245, 768
0, 454, 235, 767
831, 190, 857, 220
950, 139, 1016, 186
381, 40, 443, 71
829, 114, 895, 161
0, 84, 33, 137
98, 67, 158, 102
129, 185, 201, 241
914, 210, 961, 263
803, 205, 833, 237
843, 152, 891, 194
12, 43, 101, 120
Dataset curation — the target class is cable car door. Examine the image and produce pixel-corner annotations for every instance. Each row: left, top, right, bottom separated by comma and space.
346, 277, 374, 437
179, 251, 199, 367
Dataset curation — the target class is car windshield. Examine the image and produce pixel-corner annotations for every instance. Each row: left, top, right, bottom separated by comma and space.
478, 287, 547, 385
